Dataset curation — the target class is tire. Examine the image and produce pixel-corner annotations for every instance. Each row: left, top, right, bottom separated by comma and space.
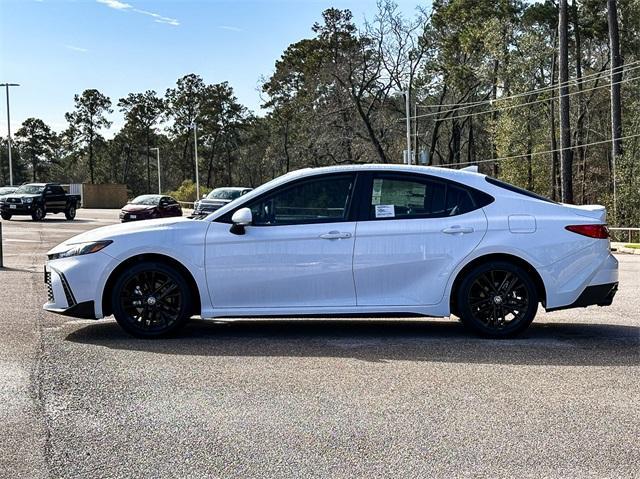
65, 205, 76, 220
0, 212, 10, 221
31, 205, 45, 221
456, 261, 538, 338
111, 261, 193, 338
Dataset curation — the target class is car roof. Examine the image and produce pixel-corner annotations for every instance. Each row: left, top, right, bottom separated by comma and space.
278, 164, 487, 187
212, 187, 252, 191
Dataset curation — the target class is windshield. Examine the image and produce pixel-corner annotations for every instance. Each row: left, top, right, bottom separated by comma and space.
208, 188, 242, 201
0, 187, 16, 195
15, 185, 45, 195
130, 195, 160, 206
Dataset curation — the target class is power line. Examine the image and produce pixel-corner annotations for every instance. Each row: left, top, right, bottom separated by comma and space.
439, 132, 640, 168
416, 60, 640, 111
406, 74, 640, 123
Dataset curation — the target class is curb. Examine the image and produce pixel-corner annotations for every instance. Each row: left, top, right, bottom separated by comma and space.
611, 242, 640, 255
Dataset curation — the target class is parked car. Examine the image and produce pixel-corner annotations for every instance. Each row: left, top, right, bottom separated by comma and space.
120, 195, 182, 222
44, 165, 618, 339
193, 187, 252, 216
0, 186, 17, 205
1, 183, 81, 221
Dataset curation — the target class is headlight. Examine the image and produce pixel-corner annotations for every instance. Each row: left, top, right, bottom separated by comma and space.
23, 197, 33, 204
48, 240, 112, 260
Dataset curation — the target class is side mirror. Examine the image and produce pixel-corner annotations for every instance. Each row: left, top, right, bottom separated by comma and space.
202, 194, 207, 199
230, 207, 252, 235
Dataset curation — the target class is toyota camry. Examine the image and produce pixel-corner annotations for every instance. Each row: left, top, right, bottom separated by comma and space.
43, 165, 618, 338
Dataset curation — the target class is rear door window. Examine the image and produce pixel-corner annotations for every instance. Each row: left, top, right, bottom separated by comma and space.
367, 174, 487, 220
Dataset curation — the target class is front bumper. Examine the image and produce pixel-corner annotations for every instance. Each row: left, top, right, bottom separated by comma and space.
42, 258, 107, 320
1, 203, 35, 215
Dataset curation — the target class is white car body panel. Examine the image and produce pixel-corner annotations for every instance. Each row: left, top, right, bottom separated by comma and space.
42, 164, 619, 323
204, 221, 357, 308
352, 209, 487, 306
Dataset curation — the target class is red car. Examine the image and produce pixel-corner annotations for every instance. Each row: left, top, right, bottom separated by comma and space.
120, 195, 182, 222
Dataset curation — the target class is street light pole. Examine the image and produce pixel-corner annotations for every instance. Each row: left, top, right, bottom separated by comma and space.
150, 147, 161, 194
1, 83, 20, 186
404, 90, 412, 165
191, 122, 200, 200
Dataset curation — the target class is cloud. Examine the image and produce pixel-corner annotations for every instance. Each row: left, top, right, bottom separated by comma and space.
96, 0, 179, 26
219, 25, 243, 32
97, 0, 131, 9
64, 45, 89, 53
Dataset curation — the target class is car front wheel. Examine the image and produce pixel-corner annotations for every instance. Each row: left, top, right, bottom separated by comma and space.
0, 212, 10, 220
31, 206, 45, 221
65, 205, 76, 220
111, 261, 192, 338
457, 261, 538, 338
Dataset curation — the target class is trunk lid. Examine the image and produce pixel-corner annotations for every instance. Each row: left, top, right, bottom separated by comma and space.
562, 204, 607, 223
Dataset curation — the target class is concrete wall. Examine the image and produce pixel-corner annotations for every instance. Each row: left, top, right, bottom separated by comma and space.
82, 184, 128, 209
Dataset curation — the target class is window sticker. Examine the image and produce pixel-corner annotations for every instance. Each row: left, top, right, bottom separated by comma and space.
375, 204, 395, 218
371, 179, 383, 205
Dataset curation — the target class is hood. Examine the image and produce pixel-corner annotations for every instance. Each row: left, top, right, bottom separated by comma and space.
122, 204, 156, 212
6, 193, 39, 200
47, 217, 191, 256
198, 198, 230, 206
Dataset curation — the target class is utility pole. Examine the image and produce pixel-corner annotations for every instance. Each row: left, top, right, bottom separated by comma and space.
191, 122, 200, 200
150, 147, 161, 194
404, 90, 412, 164
558, 0, 573, 203
1, 83, 19, 186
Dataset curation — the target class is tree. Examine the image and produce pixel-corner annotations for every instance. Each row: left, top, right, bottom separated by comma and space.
118, 90, 165, 193
14, 118, 57, 181
64, 89, 112, 184
165, 74, 206, 182
607, 0, 623, 159
558, 0, 573, 203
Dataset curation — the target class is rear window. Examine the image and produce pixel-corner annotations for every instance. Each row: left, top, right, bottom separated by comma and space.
485, 177, 557, 204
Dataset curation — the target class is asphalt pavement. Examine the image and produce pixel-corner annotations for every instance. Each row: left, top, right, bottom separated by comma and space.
0, 210, 638, 478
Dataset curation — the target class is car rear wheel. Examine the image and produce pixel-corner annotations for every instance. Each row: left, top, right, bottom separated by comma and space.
457, 261, 538, 338
65, 205, 76, 220
111, 261, 192, 338
31, 206, 45, 221
0, 212, 10, 220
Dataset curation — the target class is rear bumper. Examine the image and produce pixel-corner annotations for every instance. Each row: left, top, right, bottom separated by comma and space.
546, 282, 618, 312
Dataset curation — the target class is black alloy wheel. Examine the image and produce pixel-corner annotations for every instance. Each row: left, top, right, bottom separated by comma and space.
457, 261, 538, 338
111, 261, 192, 338
31, 205, 45, 221
65, 205, 76, 220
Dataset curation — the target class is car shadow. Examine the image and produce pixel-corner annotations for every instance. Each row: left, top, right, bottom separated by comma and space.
65, 318, 640, 367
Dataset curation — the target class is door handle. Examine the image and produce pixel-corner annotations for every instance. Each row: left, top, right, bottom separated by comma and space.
442, 226, 474, 234
320, 231, 352, 240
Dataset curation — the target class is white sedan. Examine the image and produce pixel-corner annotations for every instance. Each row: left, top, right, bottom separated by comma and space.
44, 165, 618, 338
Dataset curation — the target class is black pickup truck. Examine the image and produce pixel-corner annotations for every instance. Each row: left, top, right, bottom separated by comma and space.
0, 183, 81, 221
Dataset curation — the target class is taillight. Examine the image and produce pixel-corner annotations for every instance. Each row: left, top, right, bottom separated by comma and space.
565, 224, 609, 239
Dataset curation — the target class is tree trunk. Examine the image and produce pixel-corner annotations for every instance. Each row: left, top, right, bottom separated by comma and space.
548, 31, 560, 200
491, 59, 499, 177
558, 0, 573, 203
573, 0, 586, 204
608, 0, 623, 159
608, 0, 623, 220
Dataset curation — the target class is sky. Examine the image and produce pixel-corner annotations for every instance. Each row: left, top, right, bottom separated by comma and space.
0, 0, 424, 137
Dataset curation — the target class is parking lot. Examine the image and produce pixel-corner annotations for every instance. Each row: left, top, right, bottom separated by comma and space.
0, 210, 638, 478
